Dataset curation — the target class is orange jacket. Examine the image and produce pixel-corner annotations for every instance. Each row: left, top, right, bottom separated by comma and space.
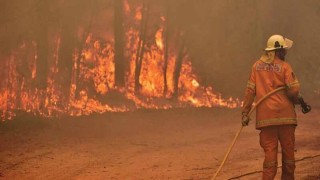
242, 57, 300, 129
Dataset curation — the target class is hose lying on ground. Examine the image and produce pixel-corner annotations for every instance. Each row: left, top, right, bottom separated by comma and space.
228, 154, 320, 180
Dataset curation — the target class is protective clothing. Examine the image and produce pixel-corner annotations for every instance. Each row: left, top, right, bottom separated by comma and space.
260, 125, 295, 180
265, 35, 293, 51
242, 35, 300, 179
242, 57, 300, 129
260, 51, 275, 64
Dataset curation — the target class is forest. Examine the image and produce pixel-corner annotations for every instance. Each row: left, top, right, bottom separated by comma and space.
0, 0, 319, 120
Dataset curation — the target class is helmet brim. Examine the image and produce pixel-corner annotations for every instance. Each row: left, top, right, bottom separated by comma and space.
284, 38, 293, 49
265, 38, 293, 51
265, 45, 290, 51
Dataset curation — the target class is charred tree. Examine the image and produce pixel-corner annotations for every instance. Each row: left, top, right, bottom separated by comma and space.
15, 42, 35, 109
134, 0, 150, 93
58, 2, 77, 107
5, 57, 12, 118
114, 0, 126, 87
58, 34, 75, 106
35, 1, 49, 90
173, 38, 186, 99
163, 1, 170, 96
75, 3, 94, 99
0, 56, 5, 89
0, 2, 14, 111
0, 1, 15, 94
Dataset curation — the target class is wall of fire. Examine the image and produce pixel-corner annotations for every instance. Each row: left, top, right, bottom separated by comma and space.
0, 0, 319, 120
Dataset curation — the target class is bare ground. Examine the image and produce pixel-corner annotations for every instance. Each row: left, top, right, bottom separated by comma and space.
0, 108, 319, 180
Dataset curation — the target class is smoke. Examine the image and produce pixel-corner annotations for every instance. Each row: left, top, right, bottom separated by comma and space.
169, 0, 320, 99
1, 0, 319, 100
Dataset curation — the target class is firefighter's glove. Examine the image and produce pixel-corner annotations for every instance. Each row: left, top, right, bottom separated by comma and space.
241, 113, 250, 127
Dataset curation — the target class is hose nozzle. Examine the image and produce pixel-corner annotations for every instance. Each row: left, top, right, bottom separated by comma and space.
299, 97, 311, 114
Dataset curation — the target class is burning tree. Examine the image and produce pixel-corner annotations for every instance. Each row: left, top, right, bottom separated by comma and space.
0, 0, 240, 121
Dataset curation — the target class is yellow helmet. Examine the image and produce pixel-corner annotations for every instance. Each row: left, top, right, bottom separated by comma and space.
265, 35, 293, 51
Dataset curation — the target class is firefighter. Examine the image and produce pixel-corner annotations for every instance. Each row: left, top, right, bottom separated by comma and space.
241, 35, 301, 180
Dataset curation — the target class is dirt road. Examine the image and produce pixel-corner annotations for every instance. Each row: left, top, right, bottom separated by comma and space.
0, 108, 319, 180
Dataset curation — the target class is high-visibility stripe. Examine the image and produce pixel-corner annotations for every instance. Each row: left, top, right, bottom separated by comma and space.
247, 81, 256, 89
256, 118, 297, 129
286, 81, 300, 88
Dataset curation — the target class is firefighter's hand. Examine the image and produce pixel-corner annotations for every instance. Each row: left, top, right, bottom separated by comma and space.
241, 113, 250, 126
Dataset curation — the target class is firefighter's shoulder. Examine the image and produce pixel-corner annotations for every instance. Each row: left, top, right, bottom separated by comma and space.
251, 59, 264, 70
280, 60, 294, 71
251, 59, 262, 70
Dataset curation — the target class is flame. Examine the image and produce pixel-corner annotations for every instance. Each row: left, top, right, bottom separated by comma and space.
0, 1, 241, 121
124, 0, 131, 14
155, 28, 164, 50
135, 6, 142, 21
192, 79, 200, 87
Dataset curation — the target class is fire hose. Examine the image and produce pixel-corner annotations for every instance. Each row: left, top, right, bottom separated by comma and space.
211, 86, 311, 180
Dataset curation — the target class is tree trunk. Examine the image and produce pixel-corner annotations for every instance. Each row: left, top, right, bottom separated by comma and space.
5, 56, 13, 118
173, 38, 185, 99
0, 2, 7, 90
75, 4, 94, 99
35, 9, 49, 91
0, 56, 5, 89
134, 0, 150, 93
58, 4, 76, 107
114, 0, 126, 87
163, 1, 170, 96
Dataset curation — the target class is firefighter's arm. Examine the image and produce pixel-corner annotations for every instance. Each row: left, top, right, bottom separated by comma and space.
284, 63, 301, 104
241, 86, 255, 126
287, 83, 300, 104
241, 67, 256, 126
284, 63, 311, 113
242, 87, 255, 115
